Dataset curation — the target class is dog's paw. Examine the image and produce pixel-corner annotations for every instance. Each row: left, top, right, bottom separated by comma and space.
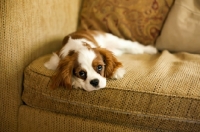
72, 80, 82, 89
144, 45, 158, 54
44, 53, 60, 70
128, 42, 144, 54
111, 67, 125, 79
131, 48, 144, 54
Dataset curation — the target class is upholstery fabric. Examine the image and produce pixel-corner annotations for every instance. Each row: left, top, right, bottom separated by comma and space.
22, 51, 200, 131
79, 0, 174, 45
0, 0, 81, 131
18, 106, 157, 132
156, 0, 200, 53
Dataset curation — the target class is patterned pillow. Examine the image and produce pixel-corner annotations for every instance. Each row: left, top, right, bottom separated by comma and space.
79, 0, 174, 45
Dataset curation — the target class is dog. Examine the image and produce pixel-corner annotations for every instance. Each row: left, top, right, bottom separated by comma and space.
44, 29, 157, 91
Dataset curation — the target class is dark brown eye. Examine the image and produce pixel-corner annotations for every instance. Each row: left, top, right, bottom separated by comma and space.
79, 71, 86, 77
97, 65, 102, 71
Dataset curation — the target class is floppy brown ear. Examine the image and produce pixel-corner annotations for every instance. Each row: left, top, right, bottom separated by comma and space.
96, 48, 122, 78
51, 51, 78, 89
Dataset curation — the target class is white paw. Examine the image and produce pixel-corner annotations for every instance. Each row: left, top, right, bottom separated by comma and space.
128, 41, 144, 54
130, 47, 144, 54
144, 45, 158, 54
44, 53, 60, 70
111, 67, 125, 79
128, 43, 144, 54
72, 80, 82, 89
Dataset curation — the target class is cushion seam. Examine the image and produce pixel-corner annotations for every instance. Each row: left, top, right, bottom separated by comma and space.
23, 86, 200, 123
25, 70, 200, 100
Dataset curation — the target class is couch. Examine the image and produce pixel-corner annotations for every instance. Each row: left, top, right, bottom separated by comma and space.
1, 0, 200, 132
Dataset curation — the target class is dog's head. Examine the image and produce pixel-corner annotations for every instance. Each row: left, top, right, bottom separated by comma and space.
51, 48, 122, 91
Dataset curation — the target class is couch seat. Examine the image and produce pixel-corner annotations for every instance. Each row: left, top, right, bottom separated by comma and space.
22, 50, 200, 131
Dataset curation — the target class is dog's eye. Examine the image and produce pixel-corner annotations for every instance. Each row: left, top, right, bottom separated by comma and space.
79, 71, 86, 77
97, 65, 102, 71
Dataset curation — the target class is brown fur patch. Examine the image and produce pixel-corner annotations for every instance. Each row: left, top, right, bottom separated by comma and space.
94, 48, 122, 78
62, 29, 104, 47
51, 51, 79, 89
92, 51, 106, 77
82, 42, 92, 50
68, 50, 75, 56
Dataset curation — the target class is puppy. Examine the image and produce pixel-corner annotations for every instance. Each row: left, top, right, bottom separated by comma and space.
44, 30, 157, 91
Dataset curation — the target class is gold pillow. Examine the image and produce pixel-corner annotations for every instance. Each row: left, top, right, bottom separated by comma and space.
79, 0, 174, 45
156, 0, 200, 53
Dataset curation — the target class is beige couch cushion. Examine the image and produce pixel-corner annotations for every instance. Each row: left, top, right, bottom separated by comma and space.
22, 51, 200, 131
18, 106, 157, 132
156, 0, 200, 53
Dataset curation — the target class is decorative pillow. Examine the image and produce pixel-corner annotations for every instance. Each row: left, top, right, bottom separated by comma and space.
156, 0, 200, 53
79, 0, 174, 45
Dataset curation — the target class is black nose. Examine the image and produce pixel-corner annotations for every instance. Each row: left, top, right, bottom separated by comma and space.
90, 79, 99, 87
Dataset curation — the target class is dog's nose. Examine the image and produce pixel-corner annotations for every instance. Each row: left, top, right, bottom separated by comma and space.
90, 79, 99, 87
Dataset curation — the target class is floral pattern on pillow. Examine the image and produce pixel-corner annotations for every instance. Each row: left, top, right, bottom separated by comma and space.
79, 0, 174, 45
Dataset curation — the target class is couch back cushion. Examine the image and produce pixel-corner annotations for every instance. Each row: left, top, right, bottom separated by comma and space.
79, 0, 174, 45
156, 0, 200, 53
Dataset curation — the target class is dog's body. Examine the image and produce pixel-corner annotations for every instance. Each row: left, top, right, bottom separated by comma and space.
45, 30, 157, 91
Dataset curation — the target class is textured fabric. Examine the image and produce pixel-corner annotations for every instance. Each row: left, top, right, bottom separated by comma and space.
0, 0, 81, 131
156, 0, 200, 53
79, 0, 174, 45
22, 51, 200, 131
18, 105, 157, 132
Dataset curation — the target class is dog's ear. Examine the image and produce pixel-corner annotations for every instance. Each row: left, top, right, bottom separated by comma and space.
95, 48, 122, 78
51, 51, 77, 89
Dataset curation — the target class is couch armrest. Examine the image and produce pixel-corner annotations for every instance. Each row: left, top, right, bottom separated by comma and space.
0, 0, 82, 131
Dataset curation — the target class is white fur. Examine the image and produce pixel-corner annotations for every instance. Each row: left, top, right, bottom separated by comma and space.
111, 67, 125, 79
93, 33, 157, 56
45, 31, 157, 91
44, 53, 60, 70
60, 37, 90, 58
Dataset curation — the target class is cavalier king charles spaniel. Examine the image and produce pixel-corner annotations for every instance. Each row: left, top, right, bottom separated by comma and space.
44, 30, 157, 91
